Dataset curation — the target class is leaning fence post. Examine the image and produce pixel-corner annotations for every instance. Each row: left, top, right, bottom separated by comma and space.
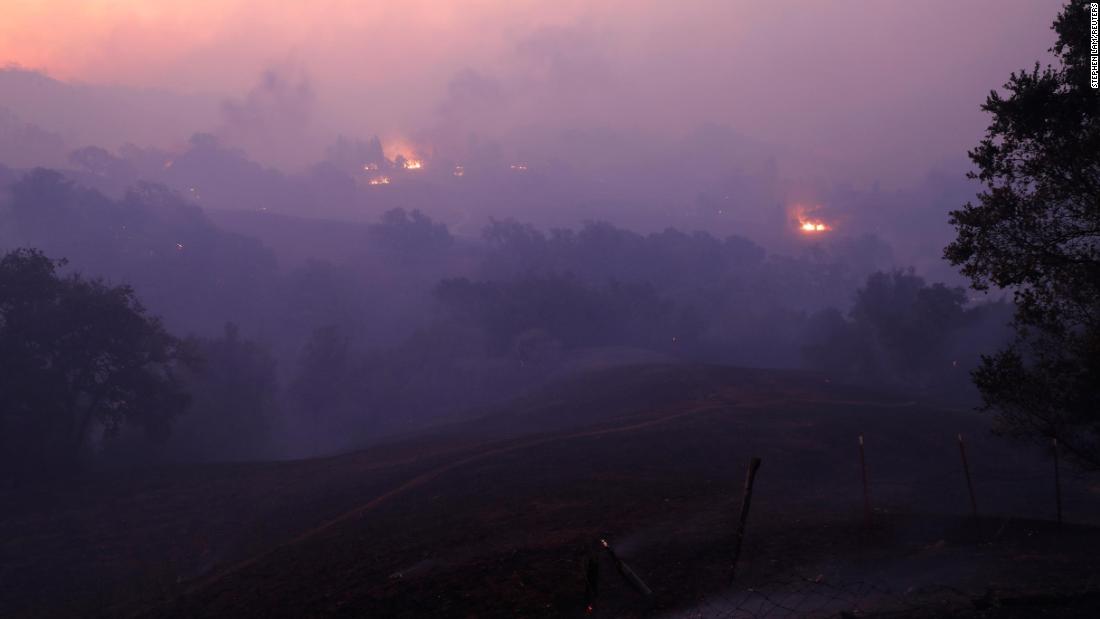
958, 434, 977, 518
1052, 437, 1063, 527
584, 551, 599, 613
600, 539, 653, 599
859, 434, 872, 528
731, 457, 762, 581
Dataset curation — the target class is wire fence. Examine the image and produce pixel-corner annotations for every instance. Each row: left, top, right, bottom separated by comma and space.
580, 437, 1099, 618
585, 529, 981, 618
675, 572, 972, 618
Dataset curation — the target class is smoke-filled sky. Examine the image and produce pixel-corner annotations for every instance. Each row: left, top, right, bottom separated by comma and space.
1, 0, 1060, 184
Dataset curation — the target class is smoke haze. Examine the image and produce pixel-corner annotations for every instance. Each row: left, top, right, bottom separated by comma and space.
7, 4, 1099, 617
2, 1, 1058, 181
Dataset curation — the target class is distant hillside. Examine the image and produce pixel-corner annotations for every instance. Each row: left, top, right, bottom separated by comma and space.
0, 68, 219, 153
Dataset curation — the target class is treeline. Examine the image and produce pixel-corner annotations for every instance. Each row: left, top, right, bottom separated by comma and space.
0, 168, 1012, 476
802, 270, 1011, 394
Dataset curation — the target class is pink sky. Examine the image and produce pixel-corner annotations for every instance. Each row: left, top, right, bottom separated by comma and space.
0, 1, 1063, 183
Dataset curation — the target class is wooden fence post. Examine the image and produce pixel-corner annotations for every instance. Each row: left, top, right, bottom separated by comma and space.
859, 434, 872, 528
584, 551, 599, 613
1053, 437, 1063, 527
731, 457, 762, 580
958, 434, 977, 518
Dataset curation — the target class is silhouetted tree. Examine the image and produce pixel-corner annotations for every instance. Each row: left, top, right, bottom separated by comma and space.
479, 218, 766, 295
0, 249, 194, 475
802, 270, 1010, 394
851, 270, 967, 380
368, 208, 453, 259
945, 0, 1100, 468
174, 323, 280, 461
801, 307, 864, 375
434, 275, 698, 354
290, 325, 357, 427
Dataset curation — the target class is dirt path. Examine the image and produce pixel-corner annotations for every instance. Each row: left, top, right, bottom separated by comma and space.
151, 393, 917, 612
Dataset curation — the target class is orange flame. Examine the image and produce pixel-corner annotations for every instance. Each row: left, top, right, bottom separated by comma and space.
790, 204, 831, 233
383, 136, 425, 169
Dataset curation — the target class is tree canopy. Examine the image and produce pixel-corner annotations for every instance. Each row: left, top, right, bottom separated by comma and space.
0, 248, 194, 475
945, 0, 1100, 467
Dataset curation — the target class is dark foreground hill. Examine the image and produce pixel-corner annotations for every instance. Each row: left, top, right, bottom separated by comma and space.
3, 364, 1099, 618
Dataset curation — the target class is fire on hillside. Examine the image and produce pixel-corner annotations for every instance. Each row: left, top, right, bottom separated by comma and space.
790, 204, 832, 234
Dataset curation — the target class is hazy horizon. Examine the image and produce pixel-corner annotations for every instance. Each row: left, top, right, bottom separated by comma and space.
1, 1, 1060, 186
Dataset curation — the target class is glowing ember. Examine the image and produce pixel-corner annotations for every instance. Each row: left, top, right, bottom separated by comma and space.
382, 137, 423, 167
363, 163, 379, 171
790, 204, 831, 234
453, 165, 465, 177
368, 176, 391, 185
510, 163, 528, 171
